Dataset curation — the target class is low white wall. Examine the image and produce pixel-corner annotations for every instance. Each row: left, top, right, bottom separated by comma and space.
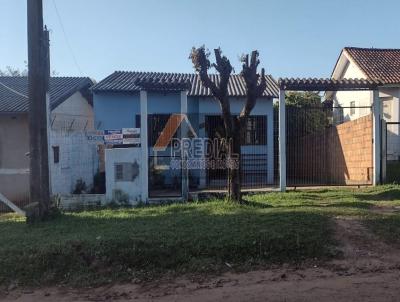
59, 194, 107, 210
105, 147, 143, 204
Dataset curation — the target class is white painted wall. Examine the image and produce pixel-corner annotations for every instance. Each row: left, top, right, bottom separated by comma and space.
49, 91, 98, 195
333, 60, 372, 121
0, 91, 98, 203
49, 130, 99, 194
51, 91, 94, 131
105, 147, 143, 204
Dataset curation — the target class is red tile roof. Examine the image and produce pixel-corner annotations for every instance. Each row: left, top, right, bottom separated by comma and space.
344, 47, 400, 84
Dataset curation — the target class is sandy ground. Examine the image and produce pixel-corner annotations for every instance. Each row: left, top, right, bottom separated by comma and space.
2, 213, 400, 302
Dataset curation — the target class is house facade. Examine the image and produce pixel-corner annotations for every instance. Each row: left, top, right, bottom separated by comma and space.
0, 76, 98, 207
92, 71, 279, 200
331, 47, 400, 161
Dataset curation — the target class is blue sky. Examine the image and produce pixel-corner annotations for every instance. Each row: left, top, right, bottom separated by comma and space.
1, 0, 399, 81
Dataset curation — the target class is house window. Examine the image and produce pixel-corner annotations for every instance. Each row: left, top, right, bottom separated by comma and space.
115, 162, 138, 182
135, 114, 141, 128
242, 116, 267, 145
350, 101, 356, 116
206, 115, 267, 145
52, 146, 60, 164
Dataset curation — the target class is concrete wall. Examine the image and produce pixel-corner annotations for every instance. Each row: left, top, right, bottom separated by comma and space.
0, 92, 97, 206
105, 147, 143, 204
0, 114, 29, 203
50, 130, 99, 195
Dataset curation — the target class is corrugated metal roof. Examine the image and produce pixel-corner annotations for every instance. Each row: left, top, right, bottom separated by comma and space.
92, 71, 279, 98
279, 77, 382, 91
0, 76, 94, 113
344, 47, 400, 85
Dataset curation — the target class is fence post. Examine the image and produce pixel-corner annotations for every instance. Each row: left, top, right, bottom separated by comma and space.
140, 90, 149, 202
180, 90, 189, 201
372, 89, 381, 185
279, 89, 286, 192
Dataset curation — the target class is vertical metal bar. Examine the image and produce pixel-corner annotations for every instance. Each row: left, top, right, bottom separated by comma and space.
180, 90, 189, 201
373, 89, 381, 185
140, 90, 149, 202
279, 90, 286, 192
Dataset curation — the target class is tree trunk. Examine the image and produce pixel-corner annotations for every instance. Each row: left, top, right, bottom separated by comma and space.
227, 120, 242, 202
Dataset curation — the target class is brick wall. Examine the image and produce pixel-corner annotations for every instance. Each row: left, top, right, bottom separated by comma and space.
288, 114, 373, 185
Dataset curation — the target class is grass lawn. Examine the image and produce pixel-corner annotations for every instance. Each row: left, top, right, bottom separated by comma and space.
1, 185, 400, 287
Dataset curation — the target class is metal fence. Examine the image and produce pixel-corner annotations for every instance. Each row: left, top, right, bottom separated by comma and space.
384, 121, 400, 183
286, 105, 373, 186
146, 112, 279, 197
1, 102, 380, 211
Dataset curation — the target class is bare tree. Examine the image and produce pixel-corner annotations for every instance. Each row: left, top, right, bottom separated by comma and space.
0, 65, 28, 76
190, 47, 266, 202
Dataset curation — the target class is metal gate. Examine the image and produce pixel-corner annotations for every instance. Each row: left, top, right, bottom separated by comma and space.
383, 122, 400, 183
286, 105, 373, 186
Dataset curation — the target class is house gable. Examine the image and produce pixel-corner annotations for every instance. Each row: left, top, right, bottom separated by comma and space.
51, 91, 94, 130
332, 50, 367, 80
330, 50, 372, 120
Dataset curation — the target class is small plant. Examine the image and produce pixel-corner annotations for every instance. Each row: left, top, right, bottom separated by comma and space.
110, 189, 131, 207
92, 171, 106, 194
73, 179, 87, 194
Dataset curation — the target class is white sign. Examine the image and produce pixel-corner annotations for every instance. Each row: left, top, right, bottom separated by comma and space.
86, 130, 104, 144
104, 130, 123, 145
122, 128, 140, 145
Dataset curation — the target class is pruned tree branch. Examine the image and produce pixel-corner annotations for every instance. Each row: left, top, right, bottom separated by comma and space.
189, 46, 219, 97
189, 46, 234, 133
239, 50, 266, 121
189, 46, 266, 203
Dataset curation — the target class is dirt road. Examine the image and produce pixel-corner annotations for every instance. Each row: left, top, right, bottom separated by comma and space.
2, 216, 400, 302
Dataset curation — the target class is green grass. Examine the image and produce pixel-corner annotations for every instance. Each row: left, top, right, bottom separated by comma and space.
1, 185, 400, 287
365, 215, 400, 245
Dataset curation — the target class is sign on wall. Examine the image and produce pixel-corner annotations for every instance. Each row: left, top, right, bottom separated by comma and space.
86, 130, 105, 144
122, 128, 141, 145
104, 130, 123, 145
103, 128, 141, 145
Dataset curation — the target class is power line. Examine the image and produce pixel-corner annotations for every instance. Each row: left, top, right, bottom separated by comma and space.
0, 81, 28, 98
51, 0, 84, 76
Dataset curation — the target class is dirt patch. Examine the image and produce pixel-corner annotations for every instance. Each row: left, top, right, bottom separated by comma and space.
328, 216, 400, 273
370, 205, 400, 215
2, 217, 400, 302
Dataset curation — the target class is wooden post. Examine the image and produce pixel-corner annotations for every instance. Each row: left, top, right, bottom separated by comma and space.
27, 0, 50, 219
279, 89, 286, 192
372, 89, 381, 185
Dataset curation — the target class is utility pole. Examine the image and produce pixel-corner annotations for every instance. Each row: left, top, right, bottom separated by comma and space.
27, 0, 50, 220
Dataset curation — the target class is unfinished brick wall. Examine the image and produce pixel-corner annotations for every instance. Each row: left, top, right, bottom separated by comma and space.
288, 114, 373, 185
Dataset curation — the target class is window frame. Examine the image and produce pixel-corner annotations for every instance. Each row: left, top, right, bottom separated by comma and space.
52, 146, 60, 164
115, 162, 136, 182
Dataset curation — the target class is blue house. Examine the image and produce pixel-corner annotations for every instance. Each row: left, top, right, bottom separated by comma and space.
92, 71, 278, 199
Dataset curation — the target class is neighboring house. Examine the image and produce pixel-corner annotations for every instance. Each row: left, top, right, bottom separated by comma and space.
330, 47, 400, 160
92, 71, 278, 198
0, 76, 98, 205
